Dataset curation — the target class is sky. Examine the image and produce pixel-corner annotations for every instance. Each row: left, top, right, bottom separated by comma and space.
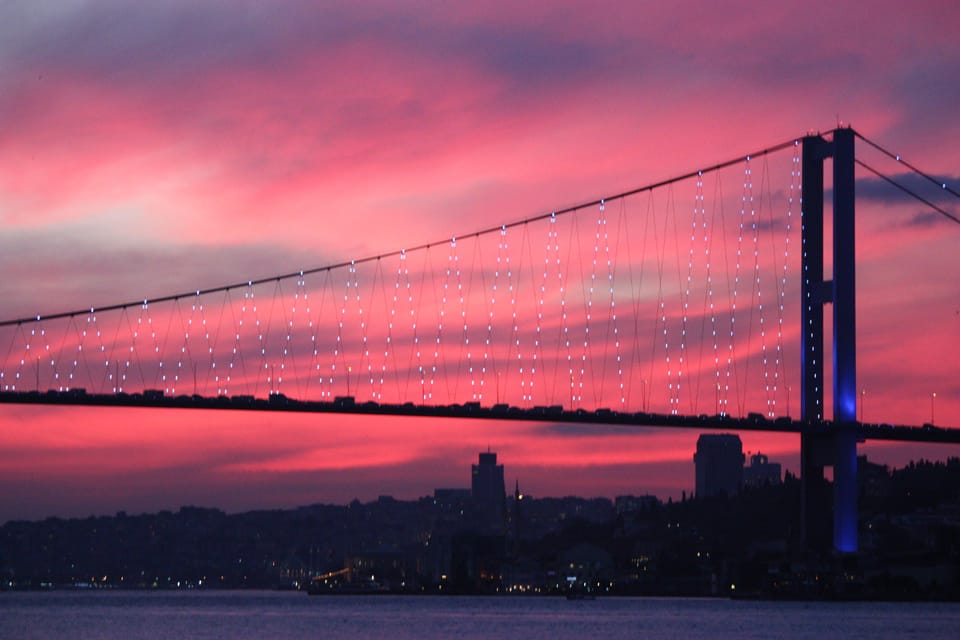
0, 0, 959, 522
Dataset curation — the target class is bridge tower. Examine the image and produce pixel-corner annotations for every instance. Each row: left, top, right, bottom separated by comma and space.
800, 128, 857, 553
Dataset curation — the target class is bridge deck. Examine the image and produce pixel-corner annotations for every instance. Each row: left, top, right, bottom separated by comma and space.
1, 390, 956, 444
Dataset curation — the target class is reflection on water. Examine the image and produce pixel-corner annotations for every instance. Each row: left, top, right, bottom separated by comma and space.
1, 591, 958, 640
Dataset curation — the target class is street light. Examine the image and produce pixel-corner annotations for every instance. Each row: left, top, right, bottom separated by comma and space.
931, 392, 937, 425
859, 388, 865, 423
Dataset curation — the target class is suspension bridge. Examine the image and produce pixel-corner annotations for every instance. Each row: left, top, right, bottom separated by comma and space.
1, 127, 958, 552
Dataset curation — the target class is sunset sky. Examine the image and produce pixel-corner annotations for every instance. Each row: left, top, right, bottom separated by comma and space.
1, 1, 958, 522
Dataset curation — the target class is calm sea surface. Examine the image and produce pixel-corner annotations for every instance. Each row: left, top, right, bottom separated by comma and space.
1, 591, 958, 639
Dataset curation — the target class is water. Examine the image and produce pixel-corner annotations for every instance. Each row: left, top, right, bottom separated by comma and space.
1, 591, 958, 639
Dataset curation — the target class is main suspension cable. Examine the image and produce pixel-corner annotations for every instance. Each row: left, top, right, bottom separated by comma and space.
854, 130, 960, 200
0, 137, 804, 327
854, 158, 960, 226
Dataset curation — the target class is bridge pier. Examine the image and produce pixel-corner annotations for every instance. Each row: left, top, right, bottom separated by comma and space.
800, 433, 831, 551
800, 128, 857, 554
800, 430, 858, 553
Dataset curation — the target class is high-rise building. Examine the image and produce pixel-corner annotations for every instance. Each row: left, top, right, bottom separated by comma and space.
694, 434, 745, 497
472, 451, 505, 530
742, 452, 782, 487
